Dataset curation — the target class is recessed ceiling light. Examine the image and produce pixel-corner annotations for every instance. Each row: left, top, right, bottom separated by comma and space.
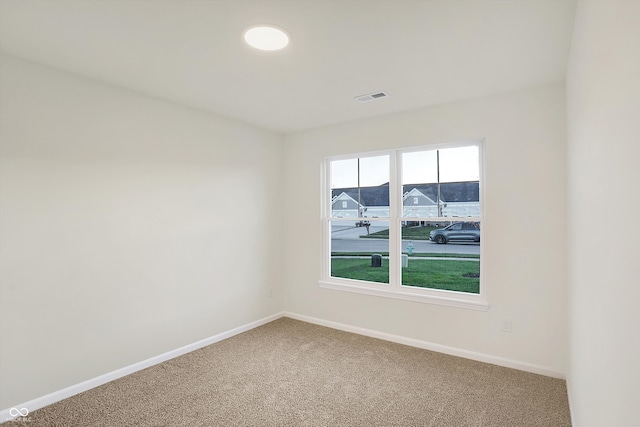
243, 25, 289, 51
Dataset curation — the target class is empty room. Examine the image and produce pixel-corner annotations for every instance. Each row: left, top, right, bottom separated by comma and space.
0, 1, 638, 426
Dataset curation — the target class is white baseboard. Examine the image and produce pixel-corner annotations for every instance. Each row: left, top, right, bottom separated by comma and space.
2, 310, 566, 424
566, 377, 577, 426
0, 312, 285, 424
282, 311, 566, 380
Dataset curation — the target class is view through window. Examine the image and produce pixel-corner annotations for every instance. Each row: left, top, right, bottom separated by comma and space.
325, 142, 482, 299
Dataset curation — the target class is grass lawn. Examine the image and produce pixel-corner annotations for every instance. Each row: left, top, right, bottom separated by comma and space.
331, 252, 479, 259
360, 225, 439, 240
331, 257, 479, 293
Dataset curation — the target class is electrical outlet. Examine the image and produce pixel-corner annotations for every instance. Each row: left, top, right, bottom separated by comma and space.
502, 318, 512, 333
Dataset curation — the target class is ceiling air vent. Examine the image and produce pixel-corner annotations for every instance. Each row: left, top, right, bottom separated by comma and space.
355, 91, 388, 103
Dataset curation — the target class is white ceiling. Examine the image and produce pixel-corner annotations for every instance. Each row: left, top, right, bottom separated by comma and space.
0, 0, 576, 133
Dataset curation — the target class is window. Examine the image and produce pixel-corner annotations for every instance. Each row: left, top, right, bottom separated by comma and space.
321, 141, 487, 310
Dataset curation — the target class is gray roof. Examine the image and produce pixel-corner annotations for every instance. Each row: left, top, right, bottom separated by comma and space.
331, 182, 479, 207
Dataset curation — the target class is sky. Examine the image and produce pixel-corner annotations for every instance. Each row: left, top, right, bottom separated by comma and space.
331, 145, 479, 188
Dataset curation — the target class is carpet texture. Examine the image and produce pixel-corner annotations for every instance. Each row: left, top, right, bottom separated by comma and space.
8, 318, 571, 426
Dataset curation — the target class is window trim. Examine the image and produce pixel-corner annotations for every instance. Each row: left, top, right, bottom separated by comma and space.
320, 140, 488, 311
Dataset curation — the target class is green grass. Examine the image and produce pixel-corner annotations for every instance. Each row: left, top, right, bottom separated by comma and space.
360, 225, 439, 240
331, 252, 479, 259
330, 257, 479, 293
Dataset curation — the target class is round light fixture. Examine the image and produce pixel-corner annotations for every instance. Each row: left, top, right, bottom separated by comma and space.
243, 25, 289, 51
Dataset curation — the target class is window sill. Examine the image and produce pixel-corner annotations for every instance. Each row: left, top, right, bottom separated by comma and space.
319, 280, 489, 311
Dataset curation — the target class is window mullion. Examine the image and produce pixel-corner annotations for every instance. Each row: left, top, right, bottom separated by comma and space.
388, 151, 400, 288
322, 161, 329, 281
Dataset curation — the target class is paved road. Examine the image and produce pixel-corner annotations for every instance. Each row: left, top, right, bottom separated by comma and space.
331, 226, 480, 255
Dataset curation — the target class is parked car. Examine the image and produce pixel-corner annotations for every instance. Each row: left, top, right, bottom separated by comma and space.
429, 222, 480, 244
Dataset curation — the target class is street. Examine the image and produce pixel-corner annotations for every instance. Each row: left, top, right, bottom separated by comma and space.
331, 225, 480, 255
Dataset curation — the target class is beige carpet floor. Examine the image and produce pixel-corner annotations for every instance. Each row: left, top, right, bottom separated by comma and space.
8, 318, 571, 426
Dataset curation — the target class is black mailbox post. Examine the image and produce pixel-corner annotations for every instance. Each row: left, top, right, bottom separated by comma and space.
371, 254, 383, 267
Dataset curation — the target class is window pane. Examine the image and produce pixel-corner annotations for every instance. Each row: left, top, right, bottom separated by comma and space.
358, 182, 390, 218
331, 190, 359, 218
402, 151, 438, 184
330, 220, 389, 285
359, 155, 389, 187
402, 150, 439, 218
401, 147, 480, 219
440, 182, 480, 218
359, 155, 390, 218
401, 220, 480, 294
402, 184, 440, 218
330, 158, 358, 218
438, 145, 479, 183
331, 156, 390, 218
402, 183, 480, 219
331, 158, 358, 189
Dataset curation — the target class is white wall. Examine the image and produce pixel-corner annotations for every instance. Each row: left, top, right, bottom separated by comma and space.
283, 84, 568, 374
0, 55, 284, 409
567, 1, 640, 425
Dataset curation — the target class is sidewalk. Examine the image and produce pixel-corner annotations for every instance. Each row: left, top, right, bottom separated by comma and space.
332, 256, 479, 262
331, 225, 386, 239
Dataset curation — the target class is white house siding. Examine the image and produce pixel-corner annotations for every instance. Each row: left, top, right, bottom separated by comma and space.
363, 206, 390, 218
330, 202, 478, 224
442, 202, 480, 218
403, 202, 479, 218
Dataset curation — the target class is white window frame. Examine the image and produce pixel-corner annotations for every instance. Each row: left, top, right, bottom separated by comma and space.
320, 140, 488, 311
